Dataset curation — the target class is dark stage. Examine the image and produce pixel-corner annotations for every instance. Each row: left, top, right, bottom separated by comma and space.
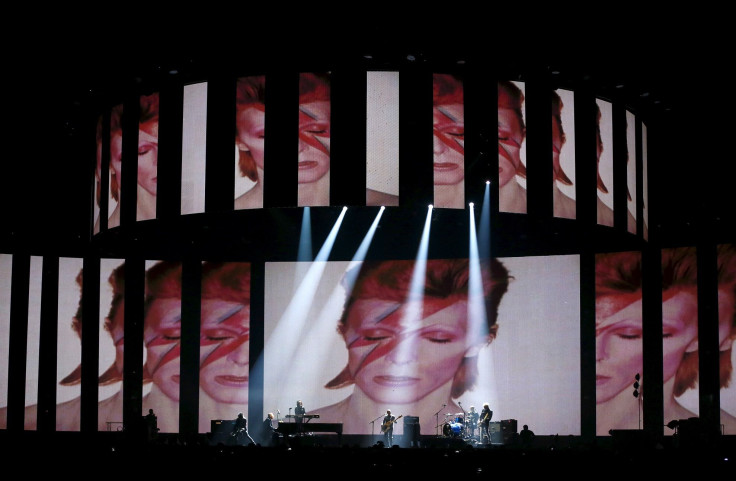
2, 430, 733, 476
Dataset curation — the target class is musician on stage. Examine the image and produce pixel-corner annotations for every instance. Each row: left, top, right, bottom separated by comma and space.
261, 413, 277, 446
232, 412, 255, 446
382, 409, 396, 448
479, 403, 492, 443
465, 406, 479, 439
295, 400, 306, 434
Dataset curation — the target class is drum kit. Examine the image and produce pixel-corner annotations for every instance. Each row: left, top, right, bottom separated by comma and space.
439, 413, 479, 442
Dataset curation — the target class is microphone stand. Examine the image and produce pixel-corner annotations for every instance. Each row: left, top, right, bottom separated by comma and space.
288, 407, 292, 422
434, 405, 446, 437
370, 415, 383, 436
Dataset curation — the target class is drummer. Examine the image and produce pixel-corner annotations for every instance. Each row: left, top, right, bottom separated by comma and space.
465, 406, 479, 439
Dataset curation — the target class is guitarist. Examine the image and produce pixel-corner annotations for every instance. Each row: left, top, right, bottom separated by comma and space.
381, 410, 398, 447
479, 403, 493, 443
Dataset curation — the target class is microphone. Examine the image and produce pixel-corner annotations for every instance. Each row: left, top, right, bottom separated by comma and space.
443, 404, 446, 407
277, 410, 280, 414
458, 402, 462, 405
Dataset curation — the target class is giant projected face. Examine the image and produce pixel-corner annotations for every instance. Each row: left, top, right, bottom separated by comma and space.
498, 81, 527, 214
716, 244, 736, 434
93, 115, 103, 234
595, 100, 614, 227
297, 73, 331, 207
235, 76, 266, 210
433, 73, 465, 209
141, 261, 182, 433
264, 256, 580, 437
136, 93, 159, 222
658, 247, 705, 434
98, 259, 125, 431
552, 89, 576, 219
198, 262, 250, 433
595, 251, 643, 435
108, 104, 124, 228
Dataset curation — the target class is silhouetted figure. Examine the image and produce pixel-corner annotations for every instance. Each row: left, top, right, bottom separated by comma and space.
232, 413, 255, 446
144, 409, 159, 442
519, 424, 535, 448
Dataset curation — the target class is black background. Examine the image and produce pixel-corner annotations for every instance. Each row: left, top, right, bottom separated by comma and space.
2, 12, 734, 251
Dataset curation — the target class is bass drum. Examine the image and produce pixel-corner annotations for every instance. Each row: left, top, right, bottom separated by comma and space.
443, 422, 463, 437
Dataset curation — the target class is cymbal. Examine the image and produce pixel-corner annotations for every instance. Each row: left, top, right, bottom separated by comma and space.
445, 413, 452, 416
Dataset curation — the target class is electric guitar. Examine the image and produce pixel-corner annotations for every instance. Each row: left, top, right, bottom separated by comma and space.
381, 414, 403, 433
478, 410, 491, 427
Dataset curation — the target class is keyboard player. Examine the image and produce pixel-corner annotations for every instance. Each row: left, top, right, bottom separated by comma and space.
295, 400, 306, 434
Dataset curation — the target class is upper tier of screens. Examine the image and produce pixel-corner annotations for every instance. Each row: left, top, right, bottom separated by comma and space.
91, 73, 647, 237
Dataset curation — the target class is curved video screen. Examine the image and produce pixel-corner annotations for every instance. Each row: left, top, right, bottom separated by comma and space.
263, 255, 580, 437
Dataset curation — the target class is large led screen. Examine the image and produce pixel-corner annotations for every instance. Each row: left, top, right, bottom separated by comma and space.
366, 71, 400, 207
98, 258, 125, 431
432, 73, 465, 210
498, 81, 527, 214
595, 251, 643, 435
717, 244, 736, 435
182, 82, 207, 215
93, 114, 103, 235
626, 111, 637, 234
552, 88, 576, 219
595, 99, 614, 227
659, 247, 700, 436
298, 73, 331, 207
0, 254, 12, 428
142, 260, 182, 433
234, 76, 265, 210
642, 123, 649, 240
263, 256, 580, 438
199, 262, 250, 433
55, 257, 84, 431
136, 93, 159, 222
109, 103, 123, 229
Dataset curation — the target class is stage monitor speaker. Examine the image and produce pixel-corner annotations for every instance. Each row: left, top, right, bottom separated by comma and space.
403, 422, 420, 447
501, 419, 517, 443
489, 421, 503, 444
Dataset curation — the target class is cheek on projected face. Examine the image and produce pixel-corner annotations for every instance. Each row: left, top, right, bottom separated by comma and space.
144, 298, 182, 399
199, 300, 250, 403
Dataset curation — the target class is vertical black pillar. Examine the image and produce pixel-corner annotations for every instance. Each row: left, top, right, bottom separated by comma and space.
524, 67, 552, 219
264, 70, 299, 207
80, 256, 100, 434
158, 81, 184, 221
697, 242, 721, 439
330, 62, 367, 207
205, 70, 236, 214
248, 261, 265, 434
6, 254, 30, 432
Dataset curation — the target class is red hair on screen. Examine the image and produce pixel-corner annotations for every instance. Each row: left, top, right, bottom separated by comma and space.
236, 75, 266, 182
201, 262, 251, 303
